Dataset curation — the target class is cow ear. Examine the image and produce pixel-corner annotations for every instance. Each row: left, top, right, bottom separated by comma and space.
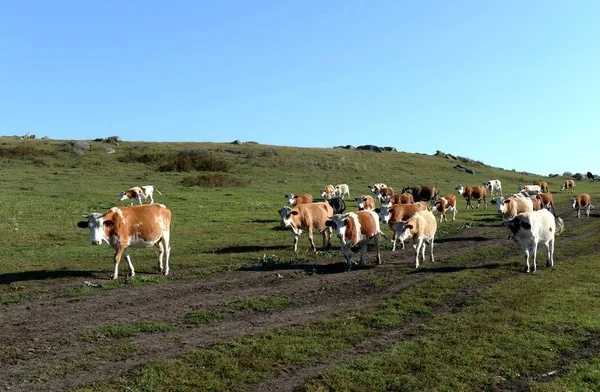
103, 220, 115, 229
503, 199, 510, 204
406, 224, 414, 230
291, 211, 299, 216
325, 220, 333, 227
374, 208, 381, 213
77, 221, 89, 228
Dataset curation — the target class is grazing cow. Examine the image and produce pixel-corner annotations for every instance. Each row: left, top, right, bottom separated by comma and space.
500, 195, 534, 221
321, 184, 336, 199
456, 184, 488, 209
587, 171, 595, 182
401, 185, 440, 202
285, 193, 313, 206
431, 194, 457, 223
376, 202, 428, 251
327, 197, 347, 214
356, 195, 376, 211
484, 180, 503, 198
383, 193, 414, 207
518, 184, 542, 196
278, 202, 333, 252
570, 194, 592, 218
326, 211, 381, 271
395, 210, 437, 268
77, 204, 172, 279
506, 209, 564, 272
120, 185, 162, 205
561, 180, 576, 193
334, 183, 351, 199
536, 181, 549, 193
536, 193, 555, 213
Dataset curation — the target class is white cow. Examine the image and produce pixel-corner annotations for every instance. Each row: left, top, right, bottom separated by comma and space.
484, 180, 502, 198
505, 209, 564, 272
518, 184, 541, 196
120, 185, 162, 205
334, 184, 351, 199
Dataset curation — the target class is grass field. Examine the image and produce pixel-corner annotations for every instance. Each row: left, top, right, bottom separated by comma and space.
1, 136, 599, 391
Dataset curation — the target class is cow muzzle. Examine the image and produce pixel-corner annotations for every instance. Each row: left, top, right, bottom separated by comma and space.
92, 240, 102, 246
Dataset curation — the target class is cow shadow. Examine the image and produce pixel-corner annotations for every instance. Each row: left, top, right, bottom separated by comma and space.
436, 236, 489, 244
0, 270, 95, 285
239, 261, 373, 275
410, 262, 503, 274
209, 245, 289, 254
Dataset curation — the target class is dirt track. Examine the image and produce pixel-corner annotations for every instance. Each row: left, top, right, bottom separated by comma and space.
0, 211, 592, 391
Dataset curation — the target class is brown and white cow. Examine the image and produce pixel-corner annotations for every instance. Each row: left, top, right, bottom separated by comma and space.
286, 193, 313, 206
395, 210, 437, 268
278, 202, 333, 252
536, 181, 549, 193
500, 195, 534, 221
78, 204, 172, 279
518, 184, 542, 196
536, 193, 555, 213
356, 195, 376, 211
570, 193, 592, 218
120, 185, 162, 205
561, 180, 576, 193
456, 184, 487, 209
376, 202, 428, 251
326, 210, 381, 271
375, 186, 394, 203
506, 209, 564, 272
401, 185, 440, 202
431, 194, 457, 223
383, 192, 414, 207
321, 184, 336, 199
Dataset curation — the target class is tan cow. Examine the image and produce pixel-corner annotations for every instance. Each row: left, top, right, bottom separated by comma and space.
395, 210, 437, 268
501, 196, 534, 221
321, 184, 336, 199
456, 184, 487, 209
356, 195, 376, 211
285, 193, 313, 206
376, 202, 428, 251
432, 194, 457, 222
279, 202, 333, 252
536, 181, 549, 193
561, 180, 576, 193
570, 194, 592, 218
326, 210, 381, 271
384, 193, 414, 207
78, 204, 172, 279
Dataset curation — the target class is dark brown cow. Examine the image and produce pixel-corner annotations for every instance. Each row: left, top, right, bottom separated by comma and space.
536, 193, 555, 213
400, 185, 440, 202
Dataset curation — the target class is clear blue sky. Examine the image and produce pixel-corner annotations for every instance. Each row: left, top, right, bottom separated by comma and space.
1, 1, 599, 176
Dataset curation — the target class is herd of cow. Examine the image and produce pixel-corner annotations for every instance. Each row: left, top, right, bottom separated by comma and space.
279, 179, 593, 273
74, 178, 593, 280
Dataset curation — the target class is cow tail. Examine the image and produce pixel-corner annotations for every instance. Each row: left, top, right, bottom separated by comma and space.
155, 188, 163, 195
555, 216, 565, 235
378, 230, 392, 242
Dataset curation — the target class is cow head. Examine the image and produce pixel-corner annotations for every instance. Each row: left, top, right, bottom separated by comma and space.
285, 194, 297, 205
455, 184, 465, 195
377, 206, 392, 224
325, 214, 351, 244
395, 220, 413, 242
495, 197, 505, 212
278, 206, 297, 227
569, 198, 577, 208
78, 213, 111, 246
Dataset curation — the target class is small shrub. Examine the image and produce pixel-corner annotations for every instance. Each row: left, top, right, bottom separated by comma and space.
0, 146, 54, 159
118, 151, 169, 165
180, 174, 249, 188
159, 150, 231, 172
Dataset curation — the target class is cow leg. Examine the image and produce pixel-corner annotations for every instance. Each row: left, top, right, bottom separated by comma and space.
293, 233, 299, 252
451, 208, 456, 221
524, 249, 531, 273
413, 239, 423, 268
359, 243, 367, 266
307, 230, 317, 252
546, 238, 554, 268
531, 243, 538, 272
391, 230, 397, 252
123, 250, 136, 278
429, 239, 435, 262
342, 246, 353, 271
483, 199, 488, 209
420, 242, 426, 262
374, 234, 381, 265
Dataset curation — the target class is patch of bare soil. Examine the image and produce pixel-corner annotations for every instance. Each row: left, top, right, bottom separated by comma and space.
0, 212, 594, 391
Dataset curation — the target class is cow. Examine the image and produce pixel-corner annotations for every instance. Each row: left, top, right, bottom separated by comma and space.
587, 171, 595, 182
376, 202, 428, 251
278, 202, 333, 252
356, 195, 376, 211
119, 185, 162, 205
334, 183, 351, 199
327, 197, 347, 214
570, 194, 592, 218
536, 181, 549, 193
561, 180, 576, 193
500, 195, 534, 221
456, 184, 488, 209
506, 209, 564, 273
383, 192, 414, 207
431, 194, 457, 223
321, 184, 336, 200
484, 180, 502, 198
77, 204, 172, 280
401, 185, 440, 202
518, 184, 542, 196
395, 210, 437, 268
536, 193, 555, 213
326, 211, 381, 271
368, 183, 388, 195
285, 193, 313, 206
374, 186, 394, 203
